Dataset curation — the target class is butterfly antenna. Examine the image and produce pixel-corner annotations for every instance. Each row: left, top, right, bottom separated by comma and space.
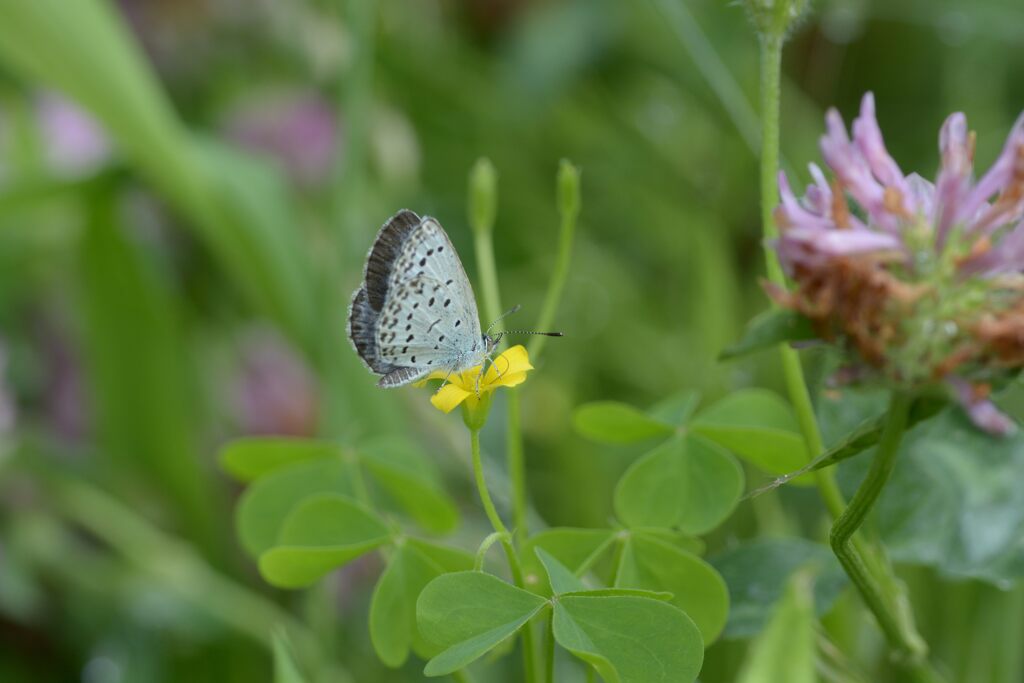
485, 304, 522, 336
504, 330, 564, 337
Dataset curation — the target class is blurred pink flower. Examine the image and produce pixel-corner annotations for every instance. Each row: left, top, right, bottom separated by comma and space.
223, 91, 338, 187
232, 328, 318, 436
35, 92, 111, 177
772, 93, 1024, 435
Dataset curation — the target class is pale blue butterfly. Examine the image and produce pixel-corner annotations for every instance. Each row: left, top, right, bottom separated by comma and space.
348, 210, 560, 388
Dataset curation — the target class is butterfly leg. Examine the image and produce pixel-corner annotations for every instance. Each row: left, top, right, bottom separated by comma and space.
475, 354, 494, 398
433, 365, 459, 396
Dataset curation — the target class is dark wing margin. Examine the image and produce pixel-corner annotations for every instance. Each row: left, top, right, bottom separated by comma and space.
364, 209, 422, 309
378, 366, 428, 388
347, 287, 393, 374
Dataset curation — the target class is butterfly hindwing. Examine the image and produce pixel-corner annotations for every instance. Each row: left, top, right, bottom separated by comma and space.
348, 211, 486, 387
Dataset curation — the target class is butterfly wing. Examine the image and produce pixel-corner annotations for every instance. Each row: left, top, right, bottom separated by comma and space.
348, 210, 484, 387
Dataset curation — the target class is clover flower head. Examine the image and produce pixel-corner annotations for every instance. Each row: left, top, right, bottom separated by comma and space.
771, 92, 1024, 434
420, 345, 533, 414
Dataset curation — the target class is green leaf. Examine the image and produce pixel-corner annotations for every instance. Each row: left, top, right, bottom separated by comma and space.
691, 389, 812, 485
219, 438, 338, 482
417, 571, 548, 677
561, 588, 673, 601
553, 595, 703, 683
370, 542, 450, 667
866, 407, 1024, 584
258, 494, 391, 588
647, 390, 701, 426
614, 435, 743, 533
521, 528, 616, 595
615, 534, 729, 644
736, 575, 817, 683
407, 538, 476, 573
272, 631, 310, 683
710, 538, 846, 638
719, 309, 817, 361
573, 402, 674, 444
632, 529, 706, 556
535, 547, 588, 594
236, 458, 354, 558
359, 438, 459, 534
810, 395, 946, 473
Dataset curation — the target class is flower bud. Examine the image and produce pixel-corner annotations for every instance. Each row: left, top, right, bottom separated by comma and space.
468, 157, 498, 238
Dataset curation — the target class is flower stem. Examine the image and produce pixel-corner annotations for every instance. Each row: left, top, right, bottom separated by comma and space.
829, 392, 941, 682
757, 23, 847, 523
506, 393, 529, 542
757, 30, 941, 681
545, 608, 556, 683
470, 428, 538, 683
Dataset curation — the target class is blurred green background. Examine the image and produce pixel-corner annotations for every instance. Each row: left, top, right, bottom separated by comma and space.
2, 0, 1024, 681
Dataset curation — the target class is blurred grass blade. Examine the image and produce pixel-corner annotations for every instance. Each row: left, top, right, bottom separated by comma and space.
78, 189, 219, 555
736, 573, 818, 683
0, 0, 314, 341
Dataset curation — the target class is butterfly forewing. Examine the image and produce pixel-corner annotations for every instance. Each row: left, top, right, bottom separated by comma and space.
348, 210, 485, 387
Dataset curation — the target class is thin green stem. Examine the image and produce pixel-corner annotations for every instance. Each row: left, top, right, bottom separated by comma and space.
506, 393, 529, 542
473, 229, 504, 331
828, 393, 942, 682
527, 175, 578, 360
545, 608, 556, 683
757, 31, 940, 681
470, 429, 538, 683
757, 29, 847, 522
475, 531, 506, 571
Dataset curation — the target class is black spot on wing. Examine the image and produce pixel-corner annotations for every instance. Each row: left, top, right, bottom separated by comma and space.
364, 209, 421, 310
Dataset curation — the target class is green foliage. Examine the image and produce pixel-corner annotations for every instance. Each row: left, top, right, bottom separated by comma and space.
77, 193, 217, 552
577, 389, 821, 508
552, 595, 703, 683
837, 404, 1024, 585
417, 571, 549, 677
220, 439, 342, 482
520, 528, 616, 596
0, 0, 314, 340
718, 309, 817, 361
711, 538, 846, 638
736, 575, 817, 683
358, 437, 458, 534
690, 389, 812, 484
258, 494, 392, 588
370, 540, 473, 667
535, 547, 589, 594
573, 401, 675, 444
615, 534, 729, 643
272, 631, 311, 683
614, 435, 743, 533
237, 458, 354, 557
226, 437, 459, 557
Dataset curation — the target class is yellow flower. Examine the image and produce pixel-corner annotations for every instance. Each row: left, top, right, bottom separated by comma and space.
420, 345, 533, 414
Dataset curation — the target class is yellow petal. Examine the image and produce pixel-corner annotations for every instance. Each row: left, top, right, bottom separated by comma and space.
484, 345, 533, 386
430, 383, 472, 413
495, 371, 529, 389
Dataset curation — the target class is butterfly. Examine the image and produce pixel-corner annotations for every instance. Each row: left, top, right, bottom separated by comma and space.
347, 210, 560, 388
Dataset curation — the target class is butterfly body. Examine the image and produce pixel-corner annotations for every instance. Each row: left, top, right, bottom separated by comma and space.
348, 210, 495, 388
